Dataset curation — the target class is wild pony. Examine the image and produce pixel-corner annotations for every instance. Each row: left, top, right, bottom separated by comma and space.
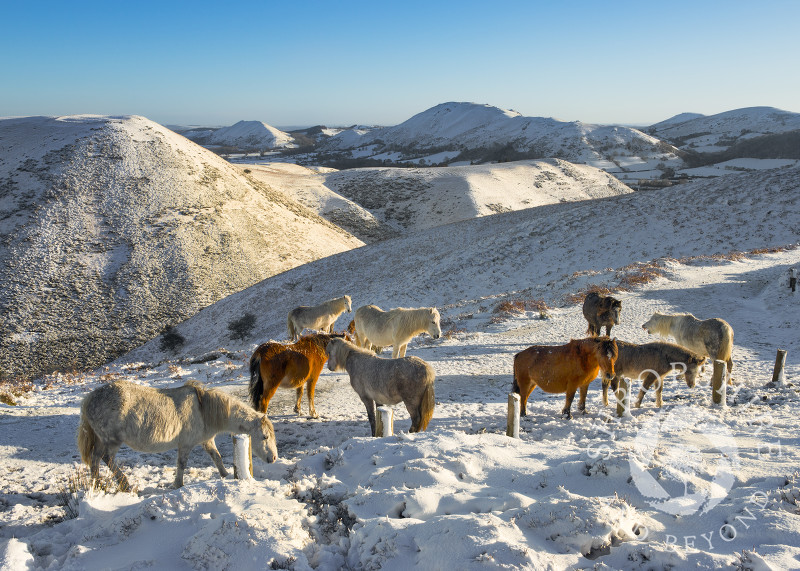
642, 312, 734, 379
347, 319, 383, 354
601, 340, 706, 408
513, 337, 618, 419
326, 337, 435, 435
249, 332, 343, 418
287, 295, 351, 340
78, 380, 277, 490
354, 304, 441, 358
582, 292, 622, 337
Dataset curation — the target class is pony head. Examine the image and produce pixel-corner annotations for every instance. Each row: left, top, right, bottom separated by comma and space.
642, 312, 666, 335
253, 415, 278, 463
675, 354, 706, 388
428, 308, 442, 340
596, 337, 618, 381
345, 295, 352, 313
325, 338, 348, 372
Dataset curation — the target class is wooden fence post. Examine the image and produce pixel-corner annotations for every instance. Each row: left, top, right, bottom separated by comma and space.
232, 434, 253, 479
712, 360, 727, 406
376, 406, 393, 437
506, 393, 520, 438
772, 349, 787, 385
616, 377, 631, 418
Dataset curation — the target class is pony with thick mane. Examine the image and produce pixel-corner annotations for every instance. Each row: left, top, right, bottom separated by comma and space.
642, 312, 734, 378
249, 332, 342, 418
354, 304, 441, 358
287, 295, 351, 341
582, 292, 622, 337
513, 337, 618, 419
78, 380, 277, 490
602, 340, 706, 408
326, 337, 436, 435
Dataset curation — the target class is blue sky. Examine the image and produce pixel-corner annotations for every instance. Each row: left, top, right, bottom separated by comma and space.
1, 0, 798, 128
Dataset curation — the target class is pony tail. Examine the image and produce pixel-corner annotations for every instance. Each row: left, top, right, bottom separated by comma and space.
418, 383, 435, 432
249, 354, 263, 411
77, 412, 96, 466
287, 314, 296, 341
512, 354, 521, 394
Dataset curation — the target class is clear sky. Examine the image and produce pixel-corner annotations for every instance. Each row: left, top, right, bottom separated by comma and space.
1, 0, 798, 128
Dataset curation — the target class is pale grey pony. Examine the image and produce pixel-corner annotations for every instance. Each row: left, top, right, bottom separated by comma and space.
642, 312, 734, 379
602, 340, 706, 408
78, 380, 278, 490
354, 304, 442, 358
326, 338, 436, 436
288, 295, 351, 340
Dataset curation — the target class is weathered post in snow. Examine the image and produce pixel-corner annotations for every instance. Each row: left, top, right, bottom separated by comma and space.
232, 434, 253, 479
507, 393, 520, 438
616, 377, 631, 418
772, 349, 787, 385
790, 268, 796, 293
712, 359, 727, 406
376, 405, 394, 437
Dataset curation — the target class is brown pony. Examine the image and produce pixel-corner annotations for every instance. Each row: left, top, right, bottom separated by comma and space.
249, 332, 343, 418
512, 337, 618, 419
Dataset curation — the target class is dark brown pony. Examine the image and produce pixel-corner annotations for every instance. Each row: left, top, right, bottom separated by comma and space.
582, 292, 622, 337
512, 337, 618, 419
249, 332, 343, 418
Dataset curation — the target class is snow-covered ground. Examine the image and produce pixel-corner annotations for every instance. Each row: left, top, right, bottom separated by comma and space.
2, 164, 800, 570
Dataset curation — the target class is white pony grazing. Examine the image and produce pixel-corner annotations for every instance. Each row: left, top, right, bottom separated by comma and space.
354, 304, 442, 358
287, 295, 351, 340
642, 311, 734, 378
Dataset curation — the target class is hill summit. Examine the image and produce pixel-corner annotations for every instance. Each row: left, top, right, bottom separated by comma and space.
0, 115, 361, 378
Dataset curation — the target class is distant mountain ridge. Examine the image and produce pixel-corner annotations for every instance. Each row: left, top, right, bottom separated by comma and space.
209, 120, 295, 149
0, 115, 361, 378
314, 102, 683, 180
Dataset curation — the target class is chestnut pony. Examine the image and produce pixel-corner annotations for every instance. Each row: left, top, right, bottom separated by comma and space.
512, 337, 618, 419
249, 332, 343, 418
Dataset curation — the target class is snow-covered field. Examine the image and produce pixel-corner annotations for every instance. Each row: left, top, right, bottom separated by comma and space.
2, 163, 800, 570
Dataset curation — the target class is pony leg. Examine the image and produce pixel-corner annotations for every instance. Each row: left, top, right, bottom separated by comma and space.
202, 439, 229, 479
393, 343, 408, 358
562, 390, 577, 419
655, 382, 664, 408
294, 387, 303, 415
306, 377, 320, 418
259, 380, 281, 414
174, 446, 191, 488
635, 388, 646, 408
100, 446, 131, 492
360, 396, 377, 436
517, 380, 536, 417
577, 385, 589, 414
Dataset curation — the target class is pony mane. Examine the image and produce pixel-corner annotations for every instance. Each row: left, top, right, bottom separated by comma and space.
187, 380, 238, 430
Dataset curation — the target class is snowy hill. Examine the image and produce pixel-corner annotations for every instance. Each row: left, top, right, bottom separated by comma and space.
649, 106, 800, 153
0, 115, 362, 379
242, 159, 632, 241
209, 120, 295, 150
316, 102, 684, 180
3, 163, 799, 569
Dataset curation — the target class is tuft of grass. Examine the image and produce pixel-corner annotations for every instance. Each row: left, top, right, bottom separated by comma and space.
56, 466, 124, 521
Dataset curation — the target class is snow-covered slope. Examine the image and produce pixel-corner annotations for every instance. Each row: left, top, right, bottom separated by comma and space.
3, 164, 799, 570
0, 115, 362, 379
242, 159, 633, 240
124, 164, 800, 362
649, 106, 800, 153
209, 120, 295, 149
318, 102, 684, 179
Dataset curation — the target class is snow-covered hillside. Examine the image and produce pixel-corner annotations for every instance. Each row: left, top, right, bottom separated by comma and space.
317, 102, 684, 180
242, 159, 632, 240
209, 120, 295, 150
649, 106, 800, 153
2, 163, 799, 569
0, 115, 362, 379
